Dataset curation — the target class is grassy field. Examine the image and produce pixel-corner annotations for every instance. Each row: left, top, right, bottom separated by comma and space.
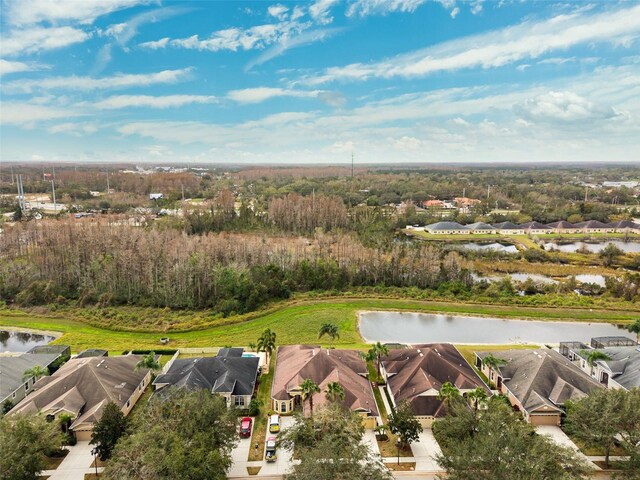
1, 297, 638, 353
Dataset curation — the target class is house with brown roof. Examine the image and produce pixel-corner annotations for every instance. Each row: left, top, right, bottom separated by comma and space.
10, 355, 153, 440
474, 349, 602, 426
381, 344, 489, 427
271, 345, 378, 428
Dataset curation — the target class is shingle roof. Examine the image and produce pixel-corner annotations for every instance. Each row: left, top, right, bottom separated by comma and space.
383, 344, 489, 417
153, 354, 259, 396
492, 221, 521, 230
546, 221, 577, 229
9, 356, 151, 430
574, 220, 610, 229
519, 221, 550, 230
608, 220, 640, 229
271, 345, 378, 416
476, 349, 602, 414
467, 222, 494, 230
0, 353, 61, 401
425, 222, 469, 231
76, 349, 108, 359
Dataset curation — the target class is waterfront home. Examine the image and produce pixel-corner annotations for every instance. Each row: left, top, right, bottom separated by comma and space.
153, 348, 260, 409
608, 220, 640, 233
492, 221, 525, 235
559, 337, 640, 391
467, 222, 497, 234
382, 344, 489, 427
0, 346, 70, 407
271, 345, 378, 428
9, 355, 152, 440
573, 220, 614, 234
424, 221, 470, 235
519, 221, 552, 235
546, 221, 580, 233
475, 349, 602, 426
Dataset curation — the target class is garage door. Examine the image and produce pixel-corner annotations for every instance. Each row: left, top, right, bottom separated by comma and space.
74, 429, 93, 441
530, 414, 559, 426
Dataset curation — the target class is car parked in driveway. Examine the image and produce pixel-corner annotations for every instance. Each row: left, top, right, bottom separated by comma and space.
268, 414, 280, 433
239, 417, 253, 438
265, 436, 277, 462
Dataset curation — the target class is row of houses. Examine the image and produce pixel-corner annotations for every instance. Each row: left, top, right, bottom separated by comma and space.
419, 219, 640, 235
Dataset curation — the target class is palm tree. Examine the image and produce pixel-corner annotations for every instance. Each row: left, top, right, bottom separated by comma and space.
256, 328, 277, 362
22, 365, 48, 382
318, 323, 339, 349
580, 350, 612, 375
437, 381, 460, 407
300, 379, 320, 417
248, 342, 256, 352
466, 386, 488, 412
481, 353, 508, 371
627, 319, 640, 342
325, 382, 345, 403
360, 342, 389, 379
135, 352, 160, 371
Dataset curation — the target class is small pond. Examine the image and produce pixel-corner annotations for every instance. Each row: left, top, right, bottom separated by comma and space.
573, 274, 607, 287
0, 330, 55, 353
453, 242, 518, 254
359, 311, 633, 344
543, 240, 640, 254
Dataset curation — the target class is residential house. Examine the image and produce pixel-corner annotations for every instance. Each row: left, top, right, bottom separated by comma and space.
519, 221, 552, 235
424, 221, 470, 235
467, 222, 497, 234
381, 344, 490, 427
153, 347, 260, 409
608, 220, 640, 233
453, 197, 481, 213
475, 349, 602, 426
9, 355, 152, 440
0, 347, 69, 407
271, 345, 378, 428
559, 337, 640, 391
492, 222, 525, 235
422, 200, 445, 209
546, 221, 580, 233
574, 220, 614, 234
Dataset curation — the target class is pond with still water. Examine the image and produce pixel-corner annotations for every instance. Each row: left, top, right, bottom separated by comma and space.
0, 330, 55, 353
359, 311, 633, 344
543, 240, 640, 254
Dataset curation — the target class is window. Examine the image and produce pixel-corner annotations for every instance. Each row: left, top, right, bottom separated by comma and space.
234, 396, 245, 407
126, 400, 130, 408
12, 392, 16, 399
281, 402, 286, 413
25, 382, 29, 390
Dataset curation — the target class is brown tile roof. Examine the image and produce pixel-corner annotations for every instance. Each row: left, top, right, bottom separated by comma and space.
383, 344, 488, 417
271, 345, 378, 416
10, 356, 150, 430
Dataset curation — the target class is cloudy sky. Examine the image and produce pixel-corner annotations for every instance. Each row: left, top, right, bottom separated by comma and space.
1, 0, 639, 164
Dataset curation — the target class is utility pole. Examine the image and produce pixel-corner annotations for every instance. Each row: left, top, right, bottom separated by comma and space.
51, 180, 57, 213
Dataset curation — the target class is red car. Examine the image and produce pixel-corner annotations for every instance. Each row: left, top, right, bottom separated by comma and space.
239, 417, 253, 438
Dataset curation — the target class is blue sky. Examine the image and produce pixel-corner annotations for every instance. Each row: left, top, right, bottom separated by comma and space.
1, 0, 639, 164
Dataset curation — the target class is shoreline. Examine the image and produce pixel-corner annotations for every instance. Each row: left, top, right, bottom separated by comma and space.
0, 325, 62, 338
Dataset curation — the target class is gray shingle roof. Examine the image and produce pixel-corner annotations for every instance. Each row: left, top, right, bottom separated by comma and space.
519, 221, 550, 230
492, 222, 521, 230
467, 222, 494, 230
0, 353, 61, 401
546, 221, 578, 229
154, 354, 259, 396
425, 222, 468, 231
595, 347, 640, 390
574, 220, 610, 229
476, 349, 602, 414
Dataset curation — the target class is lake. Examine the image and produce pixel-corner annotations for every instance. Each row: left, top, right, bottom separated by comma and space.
359, 311, 633, 344
543, 240, 640, 254
0, 330, 55, 353
453, 242, 518, 254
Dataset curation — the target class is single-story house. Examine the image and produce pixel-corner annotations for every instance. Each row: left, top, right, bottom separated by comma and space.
424, 221, 470, 235
382, 344, 490, 427
546, 221, 580, 233
271, 345, 378, 428
0, 347, 69, 407
422, 200, 446, 209
559, 337, 640, 391
475, 349, 602, 426
573, 220, 614, 234
608, 220, 640, 233
153, 347, 260, 409
492, 221, 525, 235
9, 355, 152, 440
467, 222, 497, 234
519, 221, 552, 235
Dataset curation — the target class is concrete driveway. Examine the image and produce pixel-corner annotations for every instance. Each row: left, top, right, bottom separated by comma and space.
410, 429, 444, 473
228, 436, 252, 478
259, 415, 296, 476
363, 429, 382, 457
535, 426, 593, 465
46, 441, 94, 480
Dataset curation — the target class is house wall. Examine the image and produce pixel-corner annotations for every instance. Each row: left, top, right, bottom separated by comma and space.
3, 376, 36, 407
231, 394, 252, 409
121, 370, 152, 417
272, 398, 295, 414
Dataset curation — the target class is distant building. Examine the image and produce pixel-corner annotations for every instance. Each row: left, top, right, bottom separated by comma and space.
608, 220, 640, 233
546, 221, 580, 233
422, 200, 446, 208
424, 221, 470, 235
467, 222, 497, 234
519, 221, 551, 235
492, 221, 525, 235
602, 181, 639, 189
573, 220, 613, 234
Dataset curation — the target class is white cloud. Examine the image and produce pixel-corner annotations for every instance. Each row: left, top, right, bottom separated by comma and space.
346, 0, 428, 17
0, 103, 84, 125
309, 0, 340, 25
139, 37, 170, 49
300, 4, 640, 85
227, 87, 324, 104
4, 68, 193, 93
450, 6, 460, 18
1, 26, 91, 56
94, 94, 217, 109
3, 0, 151, 26
48, 122, 99, 135
0, 59, 45, 75
514, 91, 620, 123
268, 4, 289, 21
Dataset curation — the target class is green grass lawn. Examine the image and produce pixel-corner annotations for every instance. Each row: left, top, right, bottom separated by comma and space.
1, 297, 638, 353
248, 355, 275, 462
